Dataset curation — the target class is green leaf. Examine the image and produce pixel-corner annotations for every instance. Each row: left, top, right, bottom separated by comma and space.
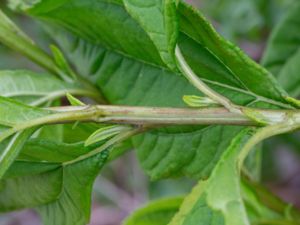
50, 45, 77, 80
177, 2, 288, 104
18, 139, 90, 163
262, 3, 300, 97
123, 0, 178, 70
241, 179, 300, 224
4, 161, 60, 178
0, 128, 35, 178
0, 96, 54, 178
26, 123, 132, 163
66, 93, 85, 106
0, 70, 95, 106
38, 150, 109, 225
0, 167, 63, 212
169, 128, 255, 225
0, 9, 63, 79
0, 140, 109, 225
0, 96, 51, 127
182, 95, 220, 108
18, 0, 292, 180
124, 197, 183, 225
85, 125, 132, 147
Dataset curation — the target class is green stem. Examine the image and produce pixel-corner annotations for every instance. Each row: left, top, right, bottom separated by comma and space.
51, 105, 256, 125
238, 118, 300, 169
0, 10, 62, 79
0, 105, 257, 143
2, 105, 299, 144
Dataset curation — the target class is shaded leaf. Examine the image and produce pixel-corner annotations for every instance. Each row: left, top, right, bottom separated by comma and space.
242, 178, 300, 224
124, 197, 183, 225
50, 45, 77, 80
0, 141, 109, 225
38, 150, 109, 225
18, 139, 90, 163
4, 161, 60, 178
0, 167, 62, 212
0, 9, 60, 76
262, 2, 300, 97
169, 129, 255, 225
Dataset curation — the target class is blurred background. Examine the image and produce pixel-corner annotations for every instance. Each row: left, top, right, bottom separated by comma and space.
0, 0, 300, 224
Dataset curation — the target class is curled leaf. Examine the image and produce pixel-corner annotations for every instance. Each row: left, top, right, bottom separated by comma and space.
66, 93, 85, 106
183, 95, 220, 108
85, 125, 132, 147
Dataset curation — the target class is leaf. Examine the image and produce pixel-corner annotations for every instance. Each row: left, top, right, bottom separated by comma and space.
0, 96, 54, 178
241, 178, 300, 224
17, 0, 293, 180
177, 2, 288, 104
123, 0, 178, 70
85, 125, 132, 147
0, 96, 51, 127
38, 150, 109, 225
50, 45, 77, 80
0, 128, 35, 179
0, 167, 63, 212
4, 161, 60, 178
66, 93, 85, 106
169, 128, 255, 225
0, 70, 93, 106
183, 95, 220, 108
0, 97, 55, 178
0, 139, 109, 225
262, 3, 300, 97
124, 197, 183, 225
18, 138, 90, 163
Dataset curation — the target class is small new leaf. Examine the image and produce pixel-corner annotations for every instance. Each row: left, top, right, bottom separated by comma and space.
85, 125, 132, 147
183, 95, 221, 108
66, 93, 85, 106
